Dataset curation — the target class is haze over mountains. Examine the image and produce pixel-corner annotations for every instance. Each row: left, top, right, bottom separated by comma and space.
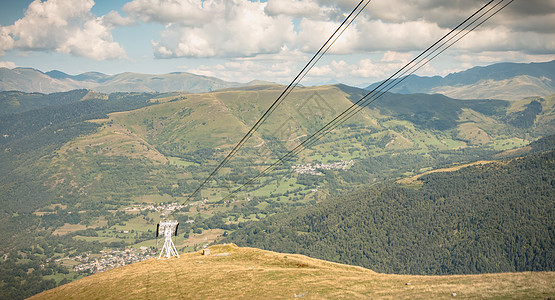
1, 60, 553, 100
365, 60, 555, 100
0, 68, 260, 94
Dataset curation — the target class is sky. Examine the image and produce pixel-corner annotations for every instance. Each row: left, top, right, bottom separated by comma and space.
0, 0, 554, 87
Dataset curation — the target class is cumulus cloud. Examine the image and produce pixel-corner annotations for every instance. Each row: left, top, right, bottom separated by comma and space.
102, 11, 136, 27
187, 59, 297, 83
123, 0, 209, 25
119, 0, 554, 62
265, 0, 322, 18
1, 0, 550, 86
0, 27, 14, 56
0, 61, 17, 69
130, 0, 296, 58
0, 0, 126, 60
303, 51, 421, 85
349, 19, 445, 52
58, 18, 127, 59
306, 0, 555, 55
314, 1, 552, 53
456, 51, 555, 65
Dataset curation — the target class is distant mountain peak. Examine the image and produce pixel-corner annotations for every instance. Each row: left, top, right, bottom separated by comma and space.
45, 70, 72, 79
0, 68, 254, 94
365, 60, 555, 100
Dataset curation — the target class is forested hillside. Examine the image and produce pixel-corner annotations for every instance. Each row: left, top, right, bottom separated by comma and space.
225, 147, 555, 275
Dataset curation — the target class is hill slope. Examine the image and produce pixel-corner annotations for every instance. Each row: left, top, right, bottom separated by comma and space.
365, 60, 555, 100
30, 244, 555, 300
226, 148, 555, 275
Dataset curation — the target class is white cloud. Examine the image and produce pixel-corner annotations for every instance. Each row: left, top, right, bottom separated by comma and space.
296, 18, 357, 54
58, 18, 126, 60
0, 61, 17, 69
123, 0, 209, 25
455, 27, 555, 54
304, 52, 418, 85
1, 0, 550, 86
136, 0, 296, 58
188, 59, 297, 83
295, 16, 447, 55
455, 51, 555, 65
265, 0, 322, 18
120, 0, 554, 64
306, 0, 555, 55
102, 11, 136, 27
0, 27, 14, 56
0, 0, 126, 60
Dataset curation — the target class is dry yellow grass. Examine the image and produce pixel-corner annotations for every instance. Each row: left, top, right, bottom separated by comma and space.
456, 123, 492, 145
52, 223, 88, 236
397, 160, 493, 186
177, 229, 226, 248
30, 244, 555, 299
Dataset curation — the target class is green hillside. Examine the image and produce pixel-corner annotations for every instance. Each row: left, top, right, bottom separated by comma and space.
0, 85, 554, 298
29, 244, 555, 300
12, 85, 551, 213
225, 147, 555, 275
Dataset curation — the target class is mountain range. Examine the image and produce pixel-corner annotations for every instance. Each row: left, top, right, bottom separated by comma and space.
0, 67, 267, 94
365, 60, 555, 100
1, 60, 553, 100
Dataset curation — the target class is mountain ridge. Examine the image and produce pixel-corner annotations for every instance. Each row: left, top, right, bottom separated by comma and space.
365, 60, 555, 100
1, 60, 553, 97
0, 67, 251, 94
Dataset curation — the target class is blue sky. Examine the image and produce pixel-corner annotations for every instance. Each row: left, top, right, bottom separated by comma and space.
1, 0, 554, 87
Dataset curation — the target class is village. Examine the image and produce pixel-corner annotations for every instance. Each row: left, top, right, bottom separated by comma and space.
69, 247, 156, 274
123, 202, 189, 213
121, 198, 211, 215
291, 160, 354, 176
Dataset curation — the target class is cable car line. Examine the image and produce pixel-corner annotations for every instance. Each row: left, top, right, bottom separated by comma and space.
220, 0, 513, 202
228, 0, 512, 198
188, 0, 373, 201
301, 0, 512, 150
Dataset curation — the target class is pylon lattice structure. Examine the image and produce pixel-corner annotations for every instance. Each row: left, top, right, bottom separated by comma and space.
157, 220, 180, 259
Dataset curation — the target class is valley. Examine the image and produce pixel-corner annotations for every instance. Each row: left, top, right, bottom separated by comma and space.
0, 68, 554, 298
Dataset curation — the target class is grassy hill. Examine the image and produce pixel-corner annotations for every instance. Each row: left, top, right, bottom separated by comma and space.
32, 86, 555, 206
1, 85, 553, 231
29, 244, 555, 299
